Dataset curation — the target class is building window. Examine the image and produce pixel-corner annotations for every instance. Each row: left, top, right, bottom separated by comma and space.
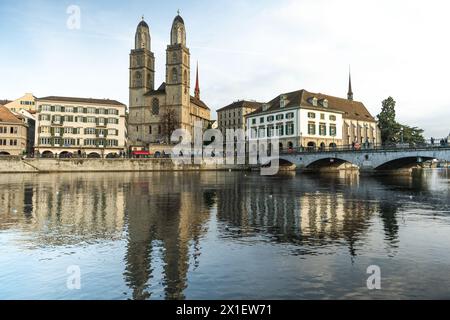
330, 124, 337, 136
308, 112, 315, 119
320, 114, 325, 120
152, 98, 160, 115
319, 123, 327, 136
149, 126, 152, 134
258, 127, 266, 138
286, 123, 294, 135
267, 126, 274, 137
308, 122, 316, 135
276, 124, 284, 136
267, 116, 274, 122
252, 119, 256, 125
276, 114, 284, 121
286, 112, 294, 120
260, 117, 265, 124
329, 115, 337, 121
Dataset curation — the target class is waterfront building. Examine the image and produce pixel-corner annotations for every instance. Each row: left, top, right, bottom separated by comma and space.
34, 96, 127, 158
246, 79, 380, 150
128, 14, 211, 150
14, 109, 36, 156
217, 100, 262, 133
0, 105, 28, 156
4, 93, 37, 113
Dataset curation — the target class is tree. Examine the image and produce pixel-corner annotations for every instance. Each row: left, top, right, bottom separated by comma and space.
377, 97, 400, 144
159, 107, 180, 144
400, 125, 425, 145
377, 97, 425, 145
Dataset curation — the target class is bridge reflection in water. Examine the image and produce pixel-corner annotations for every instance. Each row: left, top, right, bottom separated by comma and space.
0, 170, 449, 299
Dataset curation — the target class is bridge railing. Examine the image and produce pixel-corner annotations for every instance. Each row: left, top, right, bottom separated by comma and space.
280, 139, 450, 155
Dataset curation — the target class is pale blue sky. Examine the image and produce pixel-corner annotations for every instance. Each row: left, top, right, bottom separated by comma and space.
1, 0, 450, 137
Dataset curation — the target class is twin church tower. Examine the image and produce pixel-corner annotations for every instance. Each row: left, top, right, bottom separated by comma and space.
128, 13, 211, 148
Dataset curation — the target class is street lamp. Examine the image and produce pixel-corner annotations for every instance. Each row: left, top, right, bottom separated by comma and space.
400, 127, 404, 144
364, 124, 369, 148
300, 132, 303, 152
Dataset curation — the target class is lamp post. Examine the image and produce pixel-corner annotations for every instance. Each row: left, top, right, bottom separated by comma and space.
364, 124, 369, 149
300, 132, 303, 152
400, 127, 404, 144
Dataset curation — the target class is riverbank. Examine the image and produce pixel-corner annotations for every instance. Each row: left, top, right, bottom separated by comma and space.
0, 157, 248, 173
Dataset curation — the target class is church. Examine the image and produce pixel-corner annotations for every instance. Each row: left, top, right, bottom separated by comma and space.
128, 13, 211, 150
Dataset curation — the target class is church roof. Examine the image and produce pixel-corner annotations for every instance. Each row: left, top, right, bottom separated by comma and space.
144, 83, 210, 110
145, 82, 166, 95
247, 89, 376, 122
217, 100, 263, 113
137, 20, 149, 29
190, 96, 210, 110
173, 15, 185, 25
0, 105, 24, 124
37, 96, 126, 106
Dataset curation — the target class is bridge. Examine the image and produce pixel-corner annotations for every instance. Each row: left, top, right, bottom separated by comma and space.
268, 144, 450, 174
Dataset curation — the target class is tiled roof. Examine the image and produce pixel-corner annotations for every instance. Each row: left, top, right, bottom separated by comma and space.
217, 100, 263, 113
247, 89, 376, 122
37, 96, 126, 106
0, 105, 24, 124
190, 96, 210, 110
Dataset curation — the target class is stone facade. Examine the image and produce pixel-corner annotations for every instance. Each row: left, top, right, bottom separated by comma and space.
128, 15, 211, 149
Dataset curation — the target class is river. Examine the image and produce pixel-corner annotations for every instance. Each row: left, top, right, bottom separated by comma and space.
0, 170, 449, 299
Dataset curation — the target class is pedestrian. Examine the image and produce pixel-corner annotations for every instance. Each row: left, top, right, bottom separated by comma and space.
431, 137, 435, 145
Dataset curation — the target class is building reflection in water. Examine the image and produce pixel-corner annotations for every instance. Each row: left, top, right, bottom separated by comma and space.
0, 170, 448, 299
123, 173, 212, 300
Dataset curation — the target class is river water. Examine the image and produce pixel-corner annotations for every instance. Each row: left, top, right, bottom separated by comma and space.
0, 170, 449, 300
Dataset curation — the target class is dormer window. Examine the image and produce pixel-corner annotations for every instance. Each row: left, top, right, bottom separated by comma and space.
311, 97, 318, 107
320, 99, 329, 108
280, 95, 286, 108
262, 103, 270, 111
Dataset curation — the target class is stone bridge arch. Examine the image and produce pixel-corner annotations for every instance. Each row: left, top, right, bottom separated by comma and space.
271, 148, 450, 172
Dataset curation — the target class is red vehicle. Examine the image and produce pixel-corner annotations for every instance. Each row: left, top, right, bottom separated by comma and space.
131, 151, 152, 158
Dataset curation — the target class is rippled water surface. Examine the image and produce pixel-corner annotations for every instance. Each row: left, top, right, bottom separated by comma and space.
0, 170, 449, 299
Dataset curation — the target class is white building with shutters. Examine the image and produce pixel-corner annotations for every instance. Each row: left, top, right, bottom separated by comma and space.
34, 96, 127, 158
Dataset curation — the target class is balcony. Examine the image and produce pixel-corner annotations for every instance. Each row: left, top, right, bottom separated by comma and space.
96, 121, 106, 127
54, 132, 61, 137
98, 134, 104, 138
52, 120, 62, 125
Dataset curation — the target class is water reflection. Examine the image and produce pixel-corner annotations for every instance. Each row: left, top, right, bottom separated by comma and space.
0, 170, 449, 299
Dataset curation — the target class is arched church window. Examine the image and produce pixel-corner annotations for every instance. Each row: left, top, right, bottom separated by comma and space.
152, 98, 160, 115
177, 28, 182, 43
184, 70, 188, 94
134, 71, 143, 87
171, 68, 178, 83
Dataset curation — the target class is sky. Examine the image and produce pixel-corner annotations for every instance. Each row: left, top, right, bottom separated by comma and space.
1, 0, 450, 137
